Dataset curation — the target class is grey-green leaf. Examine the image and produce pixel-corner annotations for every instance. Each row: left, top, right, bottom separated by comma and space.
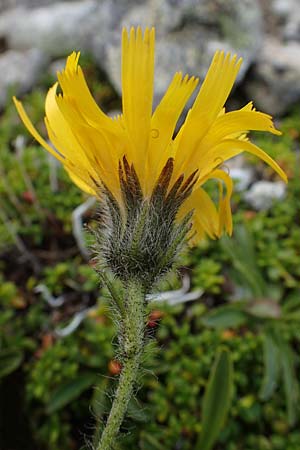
247, 299, 281, 319
46, 373, 98, 414
197, 348, 234, 450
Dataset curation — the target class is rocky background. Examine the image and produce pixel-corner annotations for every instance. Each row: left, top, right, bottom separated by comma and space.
0, 0, 299, 116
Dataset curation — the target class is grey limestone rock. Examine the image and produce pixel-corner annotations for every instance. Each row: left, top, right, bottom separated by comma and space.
0, 48, 48, 108
0, 1, 105, 57
244, 180, 287, 210
245, 38, 300, 115
0, 0, 63, 13
272, 0, 300, 41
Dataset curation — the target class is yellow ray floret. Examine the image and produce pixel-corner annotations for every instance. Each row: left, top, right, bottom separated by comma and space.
14, 27, 287, 245
122, 27, 155, 178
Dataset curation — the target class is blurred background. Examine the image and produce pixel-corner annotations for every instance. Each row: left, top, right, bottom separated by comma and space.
1, 1, 300, 450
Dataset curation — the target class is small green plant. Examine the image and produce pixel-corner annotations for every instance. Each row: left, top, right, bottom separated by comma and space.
202, 224, 300, 425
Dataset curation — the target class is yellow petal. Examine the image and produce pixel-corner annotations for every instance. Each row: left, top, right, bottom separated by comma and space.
13, 96, 64, 163
145, 72, 198, 195
57, 52, 116, 132
13, 96, 98, 194
177, 187, 220, 243
205, 169, 233, 236
56, 93, 116, 169
204, 139, 287, 183
191, 52, 242, 129
145, 73, 198, 195
182, 108, 282, 177
201, 110, 281, 150
45, 83, 97, 178
65, 167, 96, 195
122, 27, 155, 176
173, 52, 242, 177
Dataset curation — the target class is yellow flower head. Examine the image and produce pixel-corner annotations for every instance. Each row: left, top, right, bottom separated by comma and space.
14, 27, 286, 245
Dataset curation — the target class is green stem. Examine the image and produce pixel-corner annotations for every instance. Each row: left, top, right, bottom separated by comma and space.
96, 279, 145, 450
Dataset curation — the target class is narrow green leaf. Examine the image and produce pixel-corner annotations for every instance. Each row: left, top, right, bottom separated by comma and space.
127, 397, 148, 422
0, 348, 23, 378
282, 309, 300, 321
278, 339, 299, 426
92, 377, 110, 419
197, 348, 234, 450
46, 373, 98, 414
202, 305, 248, 329
282, 290, 300, 314
259, 332, 280, 400
92, 378, 110, 448
221, 228, 267, 298
142, 432, 165, 449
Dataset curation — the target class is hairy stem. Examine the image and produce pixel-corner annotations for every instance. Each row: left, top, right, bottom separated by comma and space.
96, 279, 145, 450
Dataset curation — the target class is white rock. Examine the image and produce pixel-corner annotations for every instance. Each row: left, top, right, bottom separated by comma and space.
0, 1, 110, 57
245, 38, 300, 115
244, 181, 287, 210
0, 49, 48, 108
272, 0, 298, 19
272, 0, 300, 41
230, 168, 254, 192
0, 0, 59, 13
48, 59, 67, 77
